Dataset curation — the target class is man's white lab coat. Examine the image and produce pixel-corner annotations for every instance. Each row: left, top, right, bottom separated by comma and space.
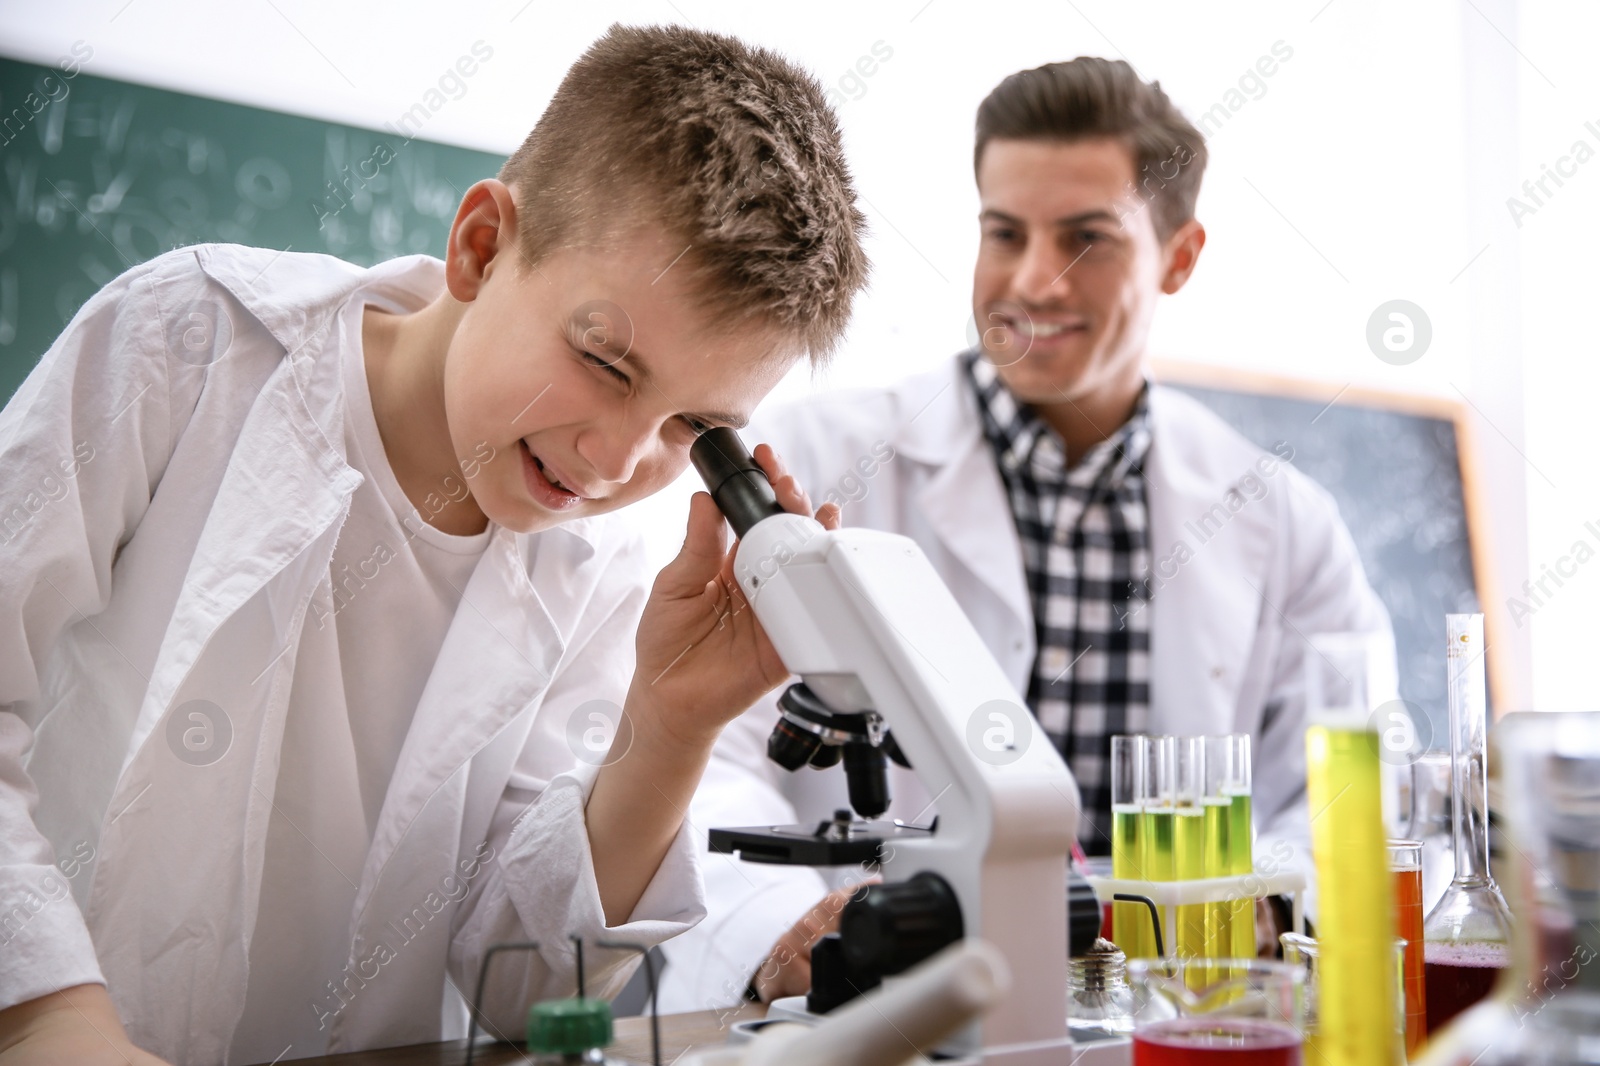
655, 359, 1394, 1011
0, 245, 703, 1064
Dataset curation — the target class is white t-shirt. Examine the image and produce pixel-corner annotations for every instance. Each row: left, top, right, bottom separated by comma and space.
228, 282, 490, 1063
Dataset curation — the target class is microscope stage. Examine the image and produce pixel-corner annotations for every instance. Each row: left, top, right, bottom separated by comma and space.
709, 819, 934, 866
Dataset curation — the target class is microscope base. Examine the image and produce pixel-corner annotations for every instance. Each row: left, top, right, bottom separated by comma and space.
762, 996, 1132, 1065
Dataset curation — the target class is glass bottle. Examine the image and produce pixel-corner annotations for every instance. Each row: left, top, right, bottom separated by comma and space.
1421, 615, 1513, 1037
1068, 937, 1136, 1036
526, 998, 618, 1066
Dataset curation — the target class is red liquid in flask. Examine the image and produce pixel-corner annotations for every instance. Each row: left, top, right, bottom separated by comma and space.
1133, 1018, 1303, 1066
1423, 942, 1507, 1034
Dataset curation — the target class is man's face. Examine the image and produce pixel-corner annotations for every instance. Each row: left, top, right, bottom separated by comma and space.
971, 137, 1192, 408
442, 232, 795, 534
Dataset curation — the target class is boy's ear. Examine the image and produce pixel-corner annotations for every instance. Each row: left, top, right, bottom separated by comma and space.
445, 179, 522, 301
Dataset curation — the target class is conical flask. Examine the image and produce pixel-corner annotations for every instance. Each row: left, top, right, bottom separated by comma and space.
1414, 711, 1600, 1065
1420, 614, 1513, 1036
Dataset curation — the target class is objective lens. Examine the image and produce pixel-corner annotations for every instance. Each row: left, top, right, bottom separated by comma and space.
844, 740, 890, 819
768, 717, 825, 772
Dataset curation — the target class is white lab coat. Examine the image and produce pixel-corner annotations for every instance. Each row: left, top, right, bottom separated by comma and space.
0, 245, 704, 1064
656, 358, 1394, 1012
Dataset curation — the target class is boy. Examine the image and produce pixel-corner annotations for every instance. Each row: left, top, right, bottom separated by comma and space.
0, 24, 866, 1065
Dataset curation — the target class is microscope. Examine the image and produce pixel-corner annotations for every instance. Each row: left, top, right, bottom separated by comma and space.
690, 430, 1118, 1065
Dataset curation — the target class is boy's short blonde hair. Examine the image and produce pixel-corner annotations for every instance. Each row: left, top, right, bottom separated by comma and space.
500, 24, 869, 363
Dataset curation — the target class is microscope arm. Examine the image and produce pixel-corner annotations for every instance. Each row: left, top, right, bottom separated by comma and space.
730, 512, 1079, 1058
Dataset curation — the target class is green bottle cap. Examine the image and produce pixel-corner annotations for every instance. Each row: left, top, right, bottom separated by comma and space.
526, 997, 613, 1054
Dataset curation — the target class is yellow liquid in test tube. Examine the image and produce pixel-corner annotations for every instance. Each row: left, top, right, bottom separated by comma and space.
1174, 805, 1207, 963
1112, 803, 1151, 959
1228, 788, 1254, 959
1202, 798, 1233, 957
1306, 724, 1399, 1066
1142, 805, 1176, 952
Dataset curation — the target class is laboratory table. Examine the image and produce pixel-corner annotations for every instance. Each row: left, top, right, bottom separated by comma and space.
248, 1003, 766, 1065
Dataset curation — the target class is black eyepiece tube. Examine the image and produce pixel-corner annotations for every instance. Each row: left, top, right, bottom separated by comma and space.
690, 427, 787, 538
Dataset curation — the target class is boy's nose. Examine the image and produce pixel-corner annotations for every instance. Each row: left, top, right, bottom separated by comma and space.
579, 427, 652, 486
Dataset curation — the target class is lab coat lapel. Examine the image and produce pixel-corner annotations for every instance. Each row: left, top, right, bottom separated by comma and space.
1144, 387, 1275, 735
895, 363, 1032, 642
90, 352, 362, 1065
354, 527, 567, 911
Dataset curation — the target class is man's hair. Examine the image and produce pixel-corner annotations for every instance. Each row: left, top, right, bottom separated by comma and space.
974, 57, 1208, 239
499, 25, 868, 363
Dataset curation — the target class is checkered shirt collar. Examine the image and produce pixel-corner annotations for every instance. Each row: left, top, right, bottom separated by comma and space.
964, 351, 1153, 490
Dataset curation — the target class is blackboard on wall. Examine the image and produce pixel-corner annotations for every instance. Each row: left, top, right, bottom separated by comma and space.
0, 56, 506, 401
1155, 360, 1498, 743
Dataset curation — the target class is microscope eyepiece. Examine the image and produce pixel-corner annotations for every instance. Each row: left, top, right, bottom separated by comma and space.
690, 427, 786, 539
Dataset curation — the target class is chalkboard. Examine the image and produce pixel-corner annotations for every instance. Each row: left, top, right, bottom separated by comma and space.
0, 56, 507, 401
1157, 363, 1493, 744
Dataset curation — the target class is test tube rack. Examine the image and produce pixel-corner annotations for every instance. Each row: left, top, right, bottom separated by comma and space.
1078, 868, 1307, 958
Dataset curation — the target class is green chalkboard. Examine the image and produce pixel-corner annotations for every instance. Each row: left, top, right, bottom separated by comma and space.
0, 55, 507, 401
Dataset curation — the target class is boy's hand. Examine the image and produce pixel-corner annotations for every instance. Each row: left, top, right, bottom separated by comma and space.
0, 985, 173, 1066
630, 444, 841, 743
586, 445, 837, 927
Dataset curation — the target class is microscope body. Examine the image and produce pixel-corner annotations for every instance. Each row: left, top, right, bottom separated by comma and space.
726, 509, 1079, 1063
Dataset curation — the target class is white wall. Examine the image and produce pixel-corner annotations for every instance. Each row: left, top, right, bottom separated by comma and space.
5, 0, 1593, 710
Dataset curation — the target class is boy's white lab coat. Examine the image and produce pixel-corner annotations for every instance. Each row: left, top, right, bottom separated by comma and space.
0, 246, 703, 1064
656, 359, 1394, 1011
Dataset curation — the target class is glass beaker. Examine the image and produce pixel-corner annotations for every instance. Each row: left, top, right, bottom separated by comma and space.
1112, 735, 1153, 959
1280, 932, 1408, 1064
1404, 750, 1456, 914
1421, 616, 1513, 1036
1128, 958, 1304, 1065
1389, 839, 1427, 1057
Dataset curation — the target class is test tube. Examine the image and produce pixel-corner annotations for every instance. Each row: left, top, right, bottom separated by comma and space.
1140, 736, 1177, 954
1203, 735, 1250, 961
1226, 735, 1255, 959
1173, 736, 1207, 966
1389, 839, 1426, 1058
1110, 735, 1152, 959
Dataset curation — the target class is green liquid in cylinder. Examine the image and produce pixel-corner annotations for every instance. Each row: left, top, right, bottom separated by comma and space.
1306, 724, 1400, 1066
1227, 789, 1255, 959
1173, 805, 1207, 964
1112, 803, 1151, 958
1202, 798, 1233, 958
1142, 806, 1176, 952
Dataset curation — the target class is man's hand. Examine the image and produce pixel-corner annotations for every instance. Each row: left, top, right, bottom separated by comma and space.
0, 984, 173, 1066
750, 883, 874, 1003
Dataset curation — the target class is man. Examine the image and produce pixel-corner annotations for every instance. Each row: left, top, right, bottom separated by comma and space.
655, 56, 1393, 1011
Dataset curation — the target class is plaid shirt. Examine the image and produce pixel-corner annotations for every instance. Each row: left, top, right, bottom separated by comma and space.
964, 351, 1153, 853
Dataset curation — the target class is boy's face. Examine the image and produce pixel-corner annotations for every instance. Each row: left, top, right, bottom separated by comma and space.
971, 137, 1199, 408
443, 217, 795, 534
